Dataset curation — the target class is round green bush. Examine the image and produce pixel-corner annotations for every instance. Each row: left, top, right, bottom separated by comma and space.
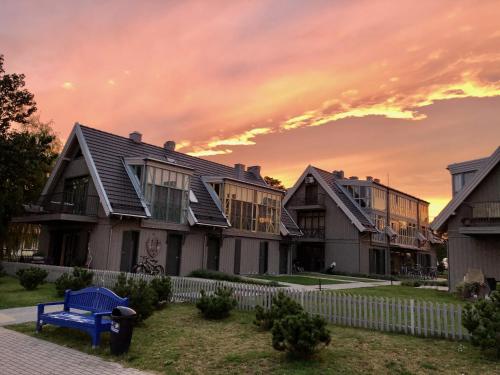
196, 287, 237, 319
55, 267, 94, 296
113, 273, 157, 322
271, 312, 331, 358
16, 267, 48, 290
150, 275, 172, 308
254, 292, 303, 330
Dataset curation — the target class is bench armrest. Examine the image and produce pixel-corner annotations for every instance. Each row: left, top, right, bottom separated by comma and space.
93, 311, 112, 325
37, 301, 64, 315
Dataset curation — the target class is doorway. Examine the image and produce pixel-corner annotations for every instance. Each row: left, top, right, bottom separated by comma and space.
120, 231, 139, 272
207, 237, 220, 271
279, 244, 289, 274
259, 241, 269, 274
296, 243, 324, 272
166, 234, 182, 276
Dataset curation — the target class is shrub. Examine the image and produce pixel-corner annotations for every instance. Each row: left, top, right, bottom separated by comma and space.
456, 281, 483, 300
401, 280, 422, 287
321, 270, 394, 281
16, 267, 48, 290
196, 287, 237, 319
271, 312, 331, 358
55, 267, 94, 296
188, 269, 281, 287
463, 291, 500, 358
113, 273, 157, 322
255, 292, 303, 330
150, 275, 172, 308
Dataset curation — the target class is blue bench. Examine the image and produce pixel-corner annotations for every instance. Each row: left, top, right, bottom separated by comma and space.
37, 287, 128, 347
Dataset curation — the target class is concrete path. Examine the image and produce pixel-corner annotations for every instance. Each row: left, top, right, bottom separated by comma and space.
0, 305, 61, 326
0, 327, 152, 375
275, 280, 398, 291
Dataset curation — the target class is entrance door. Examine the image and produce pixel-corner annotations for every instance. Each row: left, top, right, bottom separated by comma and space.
166, 234, 182, 276
369, 248, 387, 275
61, 232, 81, 266
234, 239, 241, 274
120, 231, 139, 272
279, 244, 289, 274
206, 237, 220, 271
259, 241, 269, 274
296, 243, 324, 272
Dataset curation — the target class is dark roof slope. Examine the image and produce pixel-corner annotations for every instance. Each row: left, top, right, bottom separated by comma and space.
312, 167, 376, 230
281, 207, 302, 236
79, 125, 297, 232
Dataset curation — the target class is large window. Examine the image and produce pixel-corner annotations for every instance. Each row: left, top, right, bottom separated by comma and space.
135, 165, 190, 224
222, 182, 281, 234
298, 211, 325, 239
372, 187, 386, 211
346, 185, 371, 208
389, 193, 417, 219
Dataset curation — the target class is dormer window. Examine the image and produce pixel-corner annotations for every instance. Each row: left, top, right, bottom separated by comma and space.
125, 157, 192, 224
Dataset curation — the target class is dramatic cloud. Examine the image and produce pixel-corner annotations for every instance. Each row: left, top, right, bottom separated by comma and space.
1, 0, 500, 217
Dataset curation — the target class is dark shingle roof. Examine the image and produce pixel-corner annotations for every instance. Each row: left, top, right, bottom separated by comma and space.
281, 207, 302, 236
312, 167, 376, 231
79, 125, 297, 233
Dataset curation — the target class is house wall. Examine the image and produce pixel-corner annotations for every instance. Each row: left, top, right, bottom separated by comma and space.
286, 180, 364, 273
446, 162, 500, 290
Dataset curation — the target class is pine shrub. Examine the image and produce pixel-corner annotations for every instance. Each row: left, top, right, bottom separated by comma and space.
254, 292, 303, 330
55, 267, 94, 296
16, 267, 48, 290
463, 291, 500, 358
401, 280, 422, 287
113, 273, 157, 322
271, 312, 331, 358
196, 287, 237, 319
150, 275, 172, 308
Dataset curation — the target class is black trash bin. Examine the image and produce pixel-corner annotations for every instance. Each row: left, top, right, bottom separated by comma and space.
110, 306, 136, 355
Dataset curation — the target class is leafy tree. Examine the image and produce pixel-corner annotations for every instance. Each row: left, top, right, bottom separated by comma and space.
264, 176, 286, 191
0, 55, 59, 253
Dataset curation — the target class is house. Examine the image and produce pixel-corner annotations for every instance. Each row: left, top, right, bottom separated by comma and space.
13, 123, 301, 275
431, 147, 500, 290
284, 166, 436, 275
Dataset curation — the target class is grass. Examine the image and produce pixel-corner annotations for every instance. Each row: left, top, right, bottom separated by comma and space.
300, 272, 385, 283
0, 276, 58, 309
253, 275, 349, 285
8, 303, 499, 374
335, 285, 463, 305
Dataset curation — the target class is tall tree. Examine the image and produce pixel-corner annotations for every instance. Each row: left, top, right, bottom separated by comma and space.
264, 176, 286, 191
0, 55, 59, 252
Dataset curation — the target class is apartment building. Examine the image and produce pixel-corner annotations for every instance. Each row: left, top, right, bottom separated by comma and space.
285, 166, 437, 275
13, 123, 301, 275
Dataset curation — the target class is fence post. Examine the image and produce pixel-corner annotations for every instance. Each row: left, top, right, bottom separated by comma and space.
410, 299, 415, 335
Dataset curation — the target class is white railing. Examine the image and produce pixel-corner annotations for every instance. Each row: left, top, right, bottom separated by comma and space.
2, 262, 469, 340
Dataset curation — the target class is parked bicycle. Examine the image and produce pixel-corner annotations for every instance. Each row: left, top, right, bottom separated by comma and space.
132, 256, 165, 275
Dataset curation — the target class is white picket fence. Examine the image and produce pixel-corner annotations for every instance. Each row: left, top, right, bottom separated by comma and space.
2, 262, 469, 340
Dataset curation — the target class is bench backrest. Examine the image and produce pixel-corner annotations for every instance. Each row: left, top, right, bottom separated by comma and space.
64, 287, 128, 313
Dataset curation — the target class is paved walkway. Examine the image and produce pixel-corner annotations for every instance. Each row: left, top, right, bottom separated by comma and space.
0, 327, 153, 375
278, 280, 397, 291
0, 305, 62, 326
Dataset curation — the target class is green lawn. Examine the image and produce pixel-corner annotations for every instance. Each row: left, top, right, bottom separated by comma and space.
300, 272, 385, 283
253, 275, 349, 285
9, 303, 499, 374
0, 276, 58, 309
335, 285, 462, 305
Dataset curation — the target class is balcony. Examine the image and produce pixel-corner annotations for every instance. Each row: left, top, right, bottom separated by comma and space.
42, 192, 99, 217
299, 227, 325, 240
460, 201, 500, 235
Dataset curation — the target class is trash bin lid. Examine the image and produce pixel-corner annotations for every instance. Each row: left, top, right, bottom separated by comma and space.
112, 306, 136, 317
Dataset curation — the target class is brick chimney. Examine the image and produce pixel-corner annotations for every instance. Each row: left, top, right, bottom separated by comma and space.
247, 165, 262, 179
366, 176, 373, 181
332, 170, 344, 179
349, 176, 359, 180
234, 163, 246, 179
164, 141, 176, 151
129, 131, 142, 144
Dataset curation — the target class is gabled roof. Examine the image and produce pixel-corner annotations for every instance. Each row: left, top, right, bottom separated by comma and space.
431, 146, 500, 232
284, 165, 376, 232
43, 123, 299, 233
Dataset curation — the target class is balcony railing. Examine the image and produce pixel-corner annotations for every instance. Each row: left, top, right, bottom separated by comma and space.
42, 192, 99, 217
299, 227, 325, 239
471, 202, 500, 219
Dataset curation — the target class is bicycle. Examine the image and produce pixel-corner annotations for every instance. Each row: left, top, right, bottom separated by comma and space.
132, 256, 165, 275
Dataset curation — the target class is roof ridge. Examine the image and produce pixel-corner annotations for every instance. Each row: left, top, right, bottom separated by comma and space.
78, 123, 263, 181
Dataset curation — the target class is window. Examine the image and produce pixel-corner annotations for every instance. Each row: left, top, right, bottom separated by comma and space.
305, 183, 318, 205
143, 165, 190, 224
453, 173, 463, 194
372, 187, 386, 211
346, 184, 371, 208
222, 182, 281, 234
298, 211, 325, 238
63, 176, 89, 215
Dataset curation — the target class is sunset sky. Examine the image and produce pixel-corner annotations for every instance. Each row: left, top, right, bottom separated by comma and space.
2, 0, 500, 219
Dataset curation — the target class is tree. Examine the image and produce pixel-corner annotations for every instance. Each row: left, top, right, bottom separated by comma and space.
0, 54, 37, 135
0, 55, 59, 254
264, 176, 286, 191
